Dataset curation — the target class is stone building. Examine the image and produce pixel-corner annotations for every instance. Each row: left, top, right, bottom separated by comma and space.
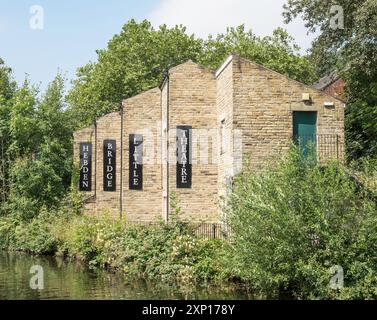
313, 71, 346, 101
73, 55, 345, 223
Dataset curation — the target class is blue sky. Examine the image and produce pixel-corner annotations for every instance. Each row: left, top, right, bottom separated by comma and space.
0, 0, 314, 91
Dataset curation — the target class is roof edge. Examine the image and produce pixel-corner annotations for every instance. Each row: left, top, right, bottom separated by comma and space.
122, 86, 161, 105
215, 55, 233, 78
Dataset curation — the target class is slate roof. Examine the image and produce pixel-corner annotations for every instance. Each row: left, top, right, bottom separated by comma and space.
312, 71, 340, 90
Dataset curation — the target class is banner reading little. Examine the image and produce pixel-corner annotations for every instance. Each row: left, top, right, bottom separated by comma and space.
129, 134, 143, 190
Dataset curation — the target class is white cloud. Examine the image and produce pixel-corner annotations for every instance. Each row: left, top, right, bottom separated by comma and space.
148, 0, 316, 52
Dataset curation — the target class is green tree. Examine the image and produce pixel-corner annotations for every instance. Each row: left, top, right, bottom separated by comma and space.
283, 0, 377, 159
0, 58, 17, 208
6, 75, 73, 219
0, 58, 16, 100
8, 80, 40, 158
67, 20, 203, 126
226, 148, 377, 299
67, 20, 316, 128
200, 26, 316, 84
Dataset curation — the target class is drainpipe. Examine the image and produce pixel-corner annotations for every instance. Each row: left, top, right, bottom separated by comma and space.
93, 118, 97, 198
119, 102, 124, 219
166, 72, 170, 224
159, 70, 171, 224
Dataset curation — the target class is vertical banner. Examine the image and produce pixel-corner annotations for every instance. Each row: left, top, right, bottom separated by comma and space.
79, 142, 92, 191
129, 134, 143, 190
103, 140, 116, 192
176, 126, 192, 188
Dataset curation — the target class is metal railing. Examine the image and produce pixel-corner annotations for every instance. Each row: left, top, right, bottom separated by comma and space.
293, 134, 343, 161
126, 220, 231, 240
188, 222, 230, 240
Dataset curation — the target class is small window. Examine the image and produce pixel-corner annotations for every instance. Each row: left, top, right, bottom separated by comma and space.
220, 118, 226, 155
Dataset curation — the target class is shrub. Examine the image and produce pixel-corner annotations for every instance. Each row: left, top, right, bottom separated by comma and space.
350, 157, 377, 194
0, 209, 58, 254
226, 147, 377, 299
0, 207, 226, 284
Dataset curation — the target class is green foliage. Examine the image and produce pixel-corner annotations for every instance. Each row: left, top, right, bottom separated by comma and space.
7, 158, 63, 220
200, 26, 316, 84
0, 210, 225, 284
0, 149, 376, 298
283, 0, 377, 159
9, 81, 40, 157
0, 59, 17, 208
226, 147, 377, 299
0, 210, 57, 254
346, 101, 377, 160
67, 20, 316, 127
1, 17, 375, 299
67, 20, 203, 126
1, 72, 73, 219
59, 217, 224, 283
0, 58, 16, 100
349, 157, 377, 194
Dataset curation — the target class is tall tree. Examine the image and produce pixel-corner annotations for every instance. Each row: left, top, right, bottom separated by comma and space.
0, 58, 16, 208
68, 20, 316, 128
6, 75, 73, 219
283, 0, 377, 159
67, 20, 203, 126
200, 26, 316, 84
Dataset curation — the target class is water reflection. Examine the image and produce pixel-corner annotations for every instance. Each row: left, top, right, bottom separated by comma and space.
0, 251, 252, 300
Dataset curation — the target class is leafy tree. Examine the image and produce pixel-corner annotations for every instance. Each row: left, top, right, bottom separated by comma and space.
67, 20, 203, 126
0, 59, 17, 207
283, 0, 377, 159
0, 58, 16, 100
6, 75, 73, 219
200, 26, 316, 84
8, 81, 40, 158
68, 20, 316, 127
37, 74, 73, 189
227, 147, 377, 299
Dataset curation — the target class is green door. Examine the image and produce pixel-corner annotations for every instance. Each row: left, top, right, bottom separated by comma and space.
293, 111, 317, 158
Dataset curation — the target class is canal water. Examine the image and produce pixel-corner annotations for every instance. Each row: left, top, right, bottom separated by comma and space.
0, 251, 252, 300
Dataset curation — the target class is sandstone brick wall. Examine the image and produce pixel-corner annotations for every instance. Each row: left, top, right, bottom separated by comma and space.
122, 88, 162, 222
167, 61, 218, 222
231, 55, 345, 171
216, 59, 234, 214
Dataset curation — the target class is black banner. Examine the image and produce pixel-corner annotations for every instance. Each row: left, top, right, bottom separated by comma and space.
177, 126, 192, 188
129, 134, 143, 190
103, 140, 116, 192
79, 142, 92, 192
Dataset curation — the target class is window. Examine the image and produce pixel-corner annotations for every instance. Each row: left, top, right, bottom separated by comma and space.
220, 118, 226, 155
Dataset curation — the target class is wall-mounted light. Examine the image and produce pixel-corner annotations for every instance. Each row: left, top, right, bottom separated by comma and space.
302, 93, 311, 102
324, 102, 335, 108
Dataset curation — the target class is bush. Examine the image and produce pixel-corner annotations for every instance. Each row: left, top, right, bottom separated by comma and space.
0, 208, 226, 285
350, 157, 377, 194
0, 209, 58, 254
226, 147, 377, 299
